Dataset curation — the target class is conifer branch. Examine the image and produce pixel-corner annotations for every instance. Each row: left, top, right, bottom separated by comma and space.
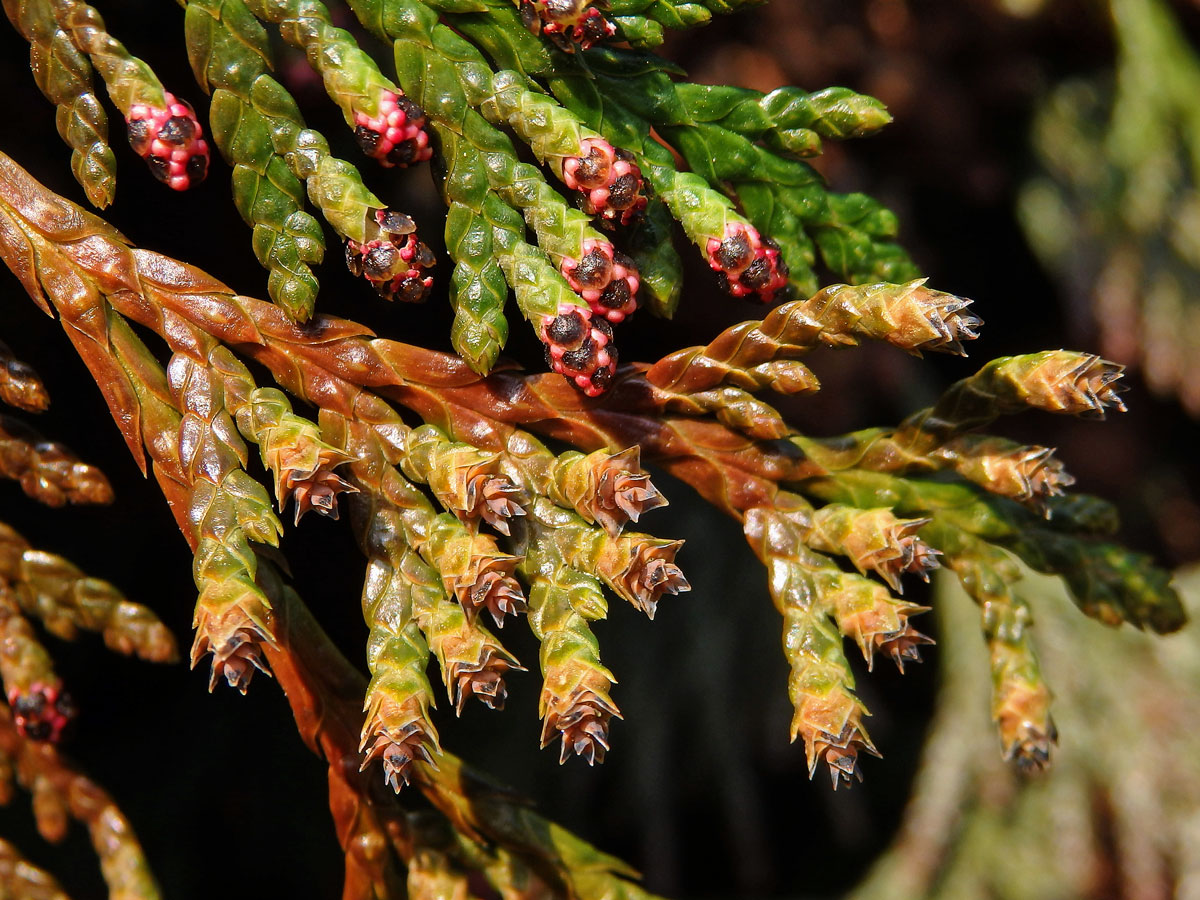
351, 0, 636, 387
52, 0, 210, 190
673, 84, 892, 157
0, 4, 1189, 884
0, 523, 177, 663
893, 351, 1127, 450
263, 554, 659, 899
926, 524, 1057, 770
165, 348, 283, 690
321, 410, 525, 778
246, 0, 431, 167
209, 346, 357, 522
182, 0, 436, 318
0, 704, 161, 899
801, 466, 1185, 634
521, 510, 621, 765
744, 499, 880, 788
183, 0, 323, 318
1, 0, 115, 207
0, 837, 69, 900
646, 279, 977, 399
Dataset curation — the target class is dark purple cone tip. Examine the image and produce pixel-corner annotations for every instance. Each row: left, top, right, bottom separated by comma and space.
706, 222, 789, 303
127, 92, 209, 191
540, 304, 618, 397
560, 239, 639, 323
9, 682, 75, 743
345, 208, 435, 302
353, 90, 432, 168
520, 0, 616, 50
562, 139, 648, 227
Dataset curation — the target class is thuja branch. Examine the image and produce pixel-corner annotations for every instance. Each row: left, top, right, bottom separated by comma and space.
0, 146, 1183, 794
263, 550, 662, 900
0, 0, 1189, 893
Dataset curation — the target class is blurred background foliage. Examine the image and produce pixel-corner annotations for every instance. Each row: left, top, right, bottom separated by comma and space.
2, 0, 1200, 898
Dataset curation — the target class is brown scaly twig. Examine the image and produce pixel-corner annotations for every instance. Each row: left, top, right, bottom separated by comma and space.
0, 339, 48, 413
0, 836, 69, 900
0, 415, 111, 506
0, 703, 160, 899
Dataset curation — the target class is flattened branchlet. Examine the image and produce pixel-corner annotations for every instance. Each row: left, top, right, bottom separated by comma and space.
0, 0, 1185, 895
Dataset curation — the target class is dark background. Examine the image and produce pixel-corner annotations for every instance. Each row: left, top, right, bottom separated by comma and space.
1, 1, 1199, 897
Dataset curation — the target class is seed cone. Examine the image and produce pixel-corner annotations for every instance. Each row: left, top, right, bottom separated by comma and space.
783, 609, 881, 789
353, 89, 432, 168
548, 447, 667, 537
7, 680, 75, 744
287, 463, 357, 522
426, 516, 526, 627
519, 0, 616, 51
560, 240, 640, 324
186, 523, 279, 694
706, 222, 789, 303
351, 457, 446, 792
807, 505, 939, 592
360, 695, 440, 791
934, 436, 1074, 508
191, 616, 272, 694
269, 430, 357, 521
801, 279, 981, 354
875, 622, 935, 672
542, 692, 617, 765
451, 649, 517, 715
345, 208, 436, 303
822, 571, 932, 671
986, 584, 1057, 771
562, 138, 648, 227
539, 304, 618, 397
125, 92, 210, 190
172, 348, 281, 692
